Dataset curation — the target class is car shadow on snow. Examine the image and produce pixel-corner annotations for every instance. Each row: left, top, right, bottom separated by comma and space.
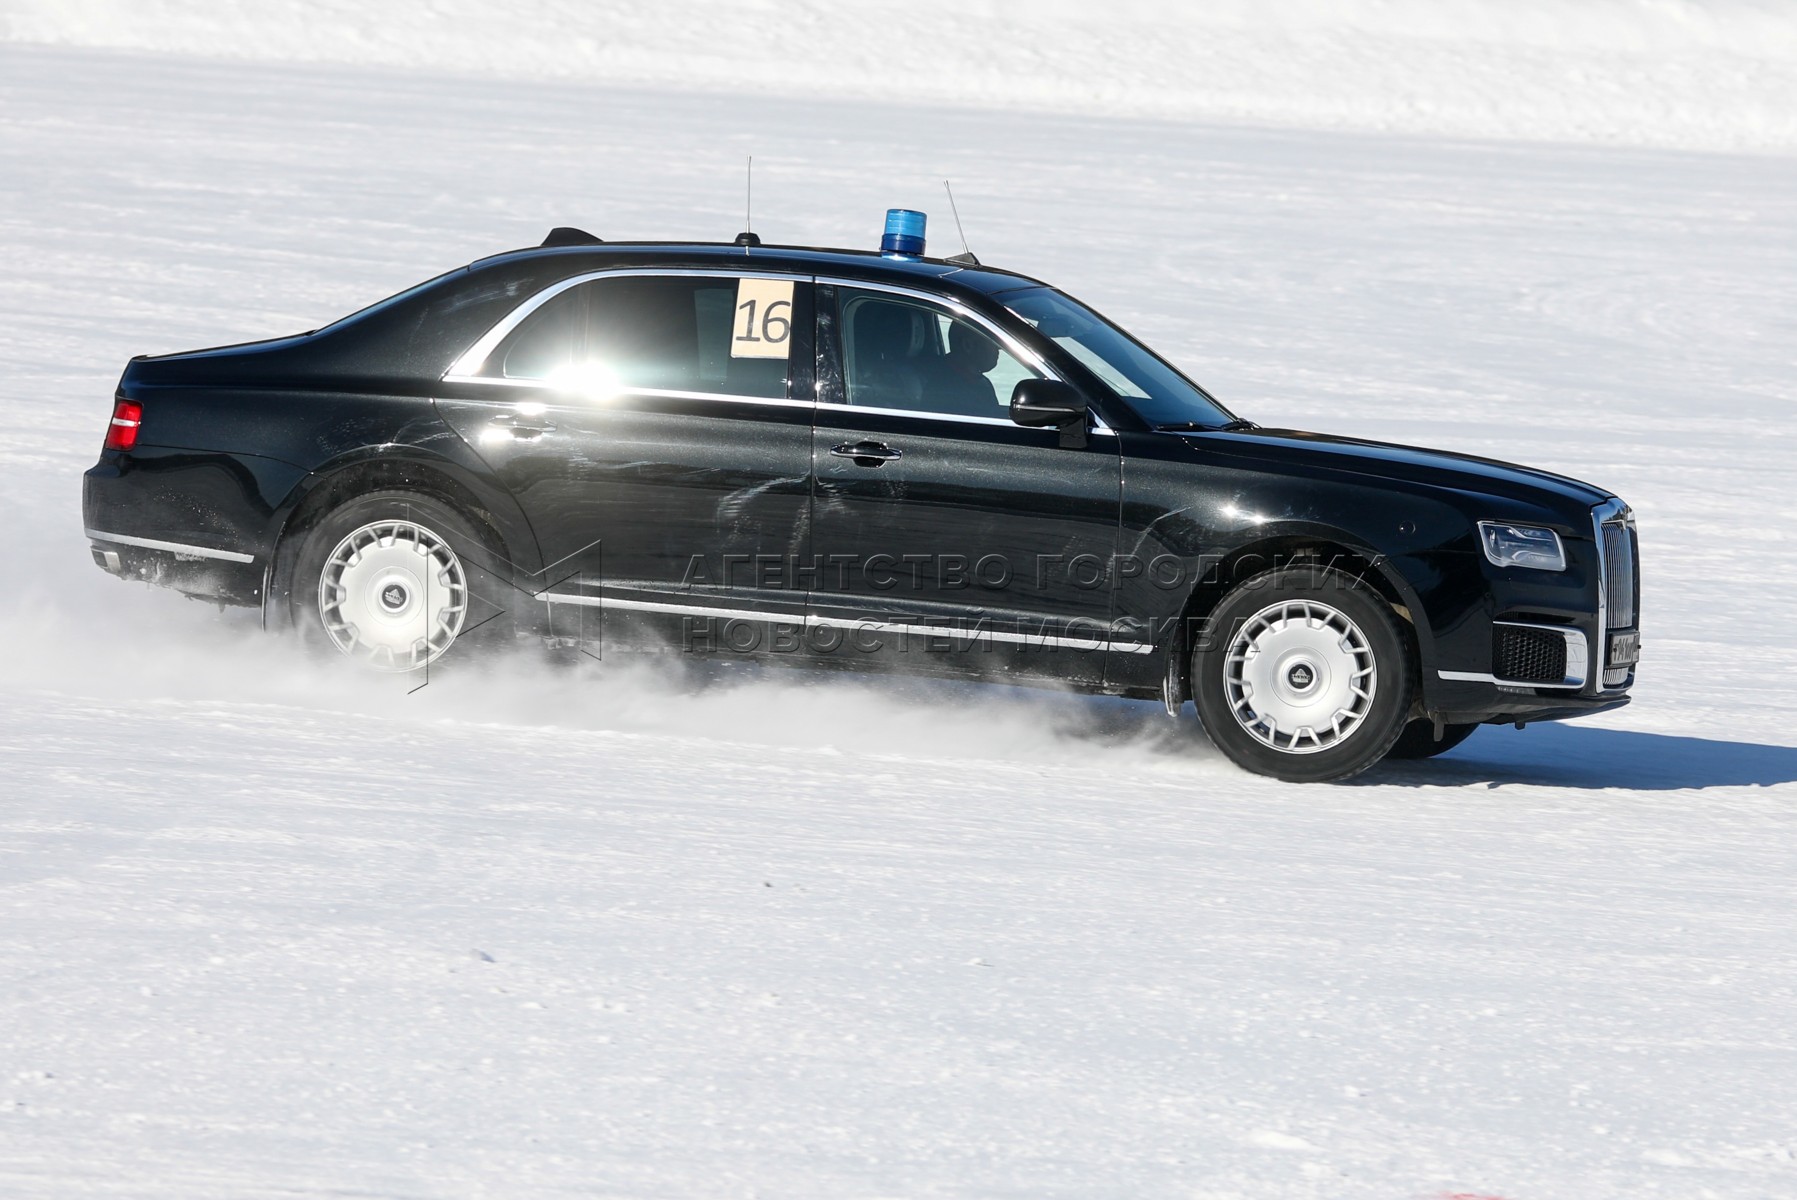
633, 664, 1795, 790
1363, 723, 1797, 791
1042, 697, 1797, 791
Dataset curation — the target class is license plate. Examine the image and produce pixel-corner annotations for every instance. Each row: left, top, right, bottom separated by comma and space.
1609, 631, 1640, 667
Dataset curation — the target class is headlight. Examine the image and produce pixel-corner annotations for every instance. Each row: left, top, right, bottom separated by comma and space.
1479, 521, 1566, 571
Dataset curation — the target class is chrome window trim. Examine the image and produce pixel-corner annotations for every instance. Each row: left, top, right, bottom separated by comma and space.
443, 266, 815, 382
443, 266, 1117, 433
86, 529, 255, 564
816, 400, 1013, 427
1437, 621, 1589, 690
815, 275, 1115, 435
539, 592, 1153, 654
445, 376, 815, 412
816, 275, 1059, 380
814, 400, 1113, 435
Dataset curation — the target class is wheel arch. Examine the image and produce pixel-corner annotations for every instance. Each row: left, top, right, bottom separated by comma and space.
1162, 532, 1431, 709
262, 450, 540, 627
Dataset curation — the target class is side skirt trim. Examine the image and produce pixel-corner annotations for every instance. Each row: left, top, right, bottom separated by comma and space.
539, 592, 1155, 654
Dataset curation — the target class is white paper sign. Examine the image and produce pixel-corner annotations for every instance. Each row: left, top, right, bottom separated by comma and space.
731, 278, 795, 359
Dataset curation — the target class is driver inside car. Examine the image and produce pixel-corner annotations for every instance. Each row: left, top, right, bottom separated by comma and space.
928, 321, 1002, 417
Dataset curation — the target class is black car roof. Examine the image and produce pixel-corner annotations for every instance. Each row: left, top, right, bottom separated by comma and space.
131, 238, 1055, 378
467, 241, 1052, 298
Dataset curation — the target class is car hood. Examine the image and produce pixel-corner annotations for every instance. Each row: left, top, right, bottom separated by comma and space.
1181, 427, 1614, 518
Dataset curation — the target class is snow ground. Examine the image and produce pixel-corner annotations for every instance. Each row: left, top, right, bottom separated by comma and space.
2, 27, 1797, 1200
6, 0, 1797, 152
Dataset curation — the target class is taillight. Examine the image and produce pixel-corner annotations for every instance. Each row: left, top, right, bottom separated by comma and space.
104, 399, 142, 451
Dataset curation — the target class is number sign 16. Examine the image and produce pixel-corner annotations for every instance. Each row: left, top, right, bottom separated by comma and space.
731, 277, 794, 360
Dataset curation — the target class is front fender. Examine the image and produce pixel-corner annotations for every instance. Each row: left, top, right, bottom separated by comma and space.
1110, 431, 1486, 701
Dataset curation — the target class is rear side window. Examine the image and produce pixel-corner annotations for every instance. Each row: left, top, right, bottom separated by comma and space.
499, 286, 584, 380
487, 275, 794, 399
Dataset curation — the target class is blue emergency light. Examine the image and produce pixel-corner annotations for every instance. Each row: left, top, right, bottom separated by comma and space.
881, 208, 927, 258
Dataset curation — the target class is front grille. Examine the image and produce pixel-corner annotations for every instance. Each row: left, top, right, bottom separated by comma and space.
1495, 625, 1568, 684
1599, 510, 1639, 689
1602, 520, 1637, 629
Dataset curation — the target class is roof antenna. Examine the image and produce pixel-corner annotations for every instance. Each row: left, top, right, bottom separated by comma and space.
735, 156, 761, 247
942, 180, 978, 265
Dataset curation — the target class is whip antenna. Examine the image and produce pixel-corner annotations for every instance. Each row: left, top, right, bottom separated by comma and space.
735, 156, 761, 247
943, 180, 978, 265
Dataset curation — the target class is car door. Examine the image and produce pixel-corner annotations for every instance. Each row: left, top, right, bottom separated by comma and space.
807, 282, 1124, 685
435, 269, 815, 652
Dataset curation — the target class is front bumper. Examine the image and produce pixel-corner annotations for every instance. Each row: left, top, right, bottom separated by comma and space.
1424, 498, 1638, 726
1430, 686, 1631, 728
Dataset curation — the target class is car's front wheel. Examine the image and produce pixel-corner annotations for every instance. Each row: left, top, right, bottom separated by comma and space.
1192, 566, 1414, 782
287, 491, 505, 672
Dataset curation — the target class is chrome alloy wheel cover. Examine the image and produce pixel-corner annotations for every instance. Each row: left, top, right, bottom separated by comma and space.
1224, 598, 1377, 755
317, 520, 468, 671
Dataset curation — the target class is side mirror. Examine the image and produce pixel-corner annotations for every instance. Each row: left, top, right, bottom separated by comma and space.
1010, 379, 1090, 448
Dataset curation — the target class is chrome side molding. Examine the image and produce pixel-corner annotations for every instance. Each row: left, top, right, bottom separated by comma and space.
85, 529, 255, 564
539, 591, 1155, 654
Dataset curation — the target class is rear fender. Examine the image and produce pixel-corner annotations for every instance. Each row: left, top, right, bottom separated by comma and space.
263, 447, 547, 629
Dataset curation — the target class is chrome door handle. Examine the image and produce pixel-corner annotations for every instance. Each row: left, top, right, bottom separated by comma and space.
830, 440, 901, 466
489, 414, 557, 438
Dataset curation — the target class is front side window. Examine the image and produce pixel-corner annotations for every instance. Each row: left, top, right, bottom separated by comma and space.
838, 288, 1037, 419
487, 274, 794, 400
999, 287, 1235, 428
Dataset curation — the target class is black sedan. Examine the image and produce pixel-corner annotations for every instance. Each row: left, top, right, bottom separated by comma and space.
83, 221, 1639, 781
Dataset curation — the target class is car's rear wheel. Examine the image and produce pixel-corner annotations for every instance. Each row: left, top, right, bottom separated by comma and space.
287, 491, 508, 671
1192, 566, 1414, 782
1386, 719, 1479, 760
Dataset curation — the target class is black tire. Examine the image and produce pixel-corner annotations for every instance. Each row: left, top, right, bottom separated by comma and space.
1192, 566, 1414, 782
283, 490, 514, 671
1386, 719, 1479, 760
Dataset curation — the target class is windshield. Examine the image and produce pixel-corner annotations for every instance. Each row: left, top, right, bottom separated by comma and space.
1000, 287, 1236, 428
